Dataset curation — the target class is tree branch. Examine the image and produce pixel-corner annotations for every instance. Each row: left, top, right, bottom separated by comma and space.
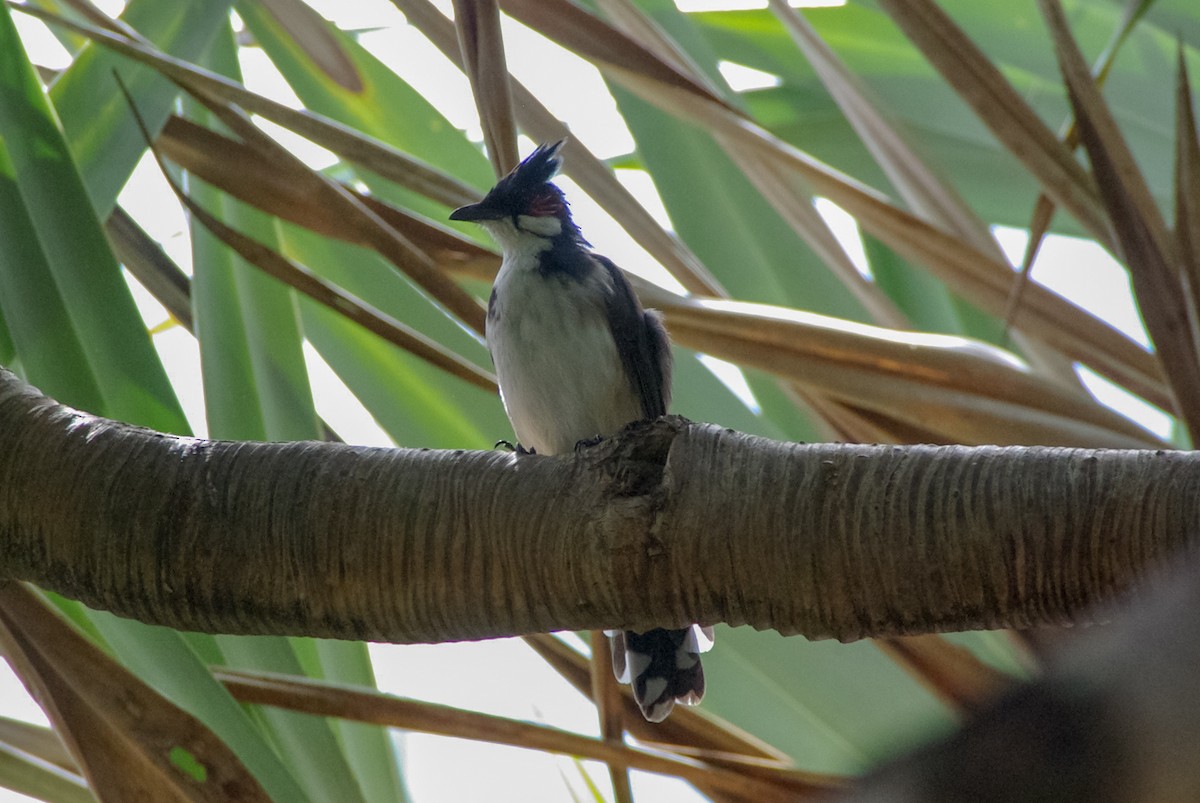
0, 366, 1196, 643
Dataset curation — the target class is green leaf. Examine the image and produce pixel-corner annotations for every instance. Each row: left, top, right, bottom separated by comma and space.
85, 613, 312, 803
865, 225, 1003, 346
309, 640, 410, 803
188, 23, 320, 443
237, 0, 493, 201
168, 746, 209, 783
592, 4, 842, 299
0, 3, 184, 431
181, 25, 394, 803
33, 1, 90, 56
0, 741, 94, 803
670, 348, 790, 441
190, 189, 273, 441
0, 305, 13, 366
1137, 0, 1200, 46
279, 223, 505, 448
702, 627, 956, 773
598, 4, 859, 441
299, 303, 502, 449
48, 0, 234, 217
214, 636, 368, 803
0, 137, 103, 411
862, 232, 965, 336
283, 220, 492, 365
693, 1, 1196, 234
608, 95, 869, 320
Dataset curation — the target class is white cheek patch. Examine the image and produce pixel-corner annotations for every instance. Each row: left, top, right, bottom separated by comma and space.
517, 214, 563, 238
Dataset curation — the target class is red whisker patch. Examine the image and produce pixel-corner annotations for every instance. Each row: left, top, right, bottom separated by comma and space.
528, 192, 562, 217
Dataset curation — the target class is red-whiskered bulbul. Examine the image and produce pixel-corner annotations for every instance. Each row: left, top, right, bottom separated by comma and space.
450, 140, 712, 722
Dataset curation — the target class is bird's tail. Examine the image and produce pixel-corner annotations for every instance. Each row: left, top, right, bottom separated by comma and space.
609, 626, 715, 722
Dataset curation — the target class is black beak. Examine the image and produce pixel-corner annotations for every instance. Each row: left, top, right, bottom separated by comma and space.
449, 201, 500, 222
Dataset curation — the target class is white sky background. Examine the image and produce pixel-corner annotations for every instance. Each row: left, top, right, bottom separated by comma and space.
0, 0, 1172, 801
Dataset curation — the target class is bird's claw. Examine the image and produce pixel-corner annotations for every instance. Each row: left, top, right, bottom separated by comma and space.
574, 434, 605, 452
496, 439, 536, 455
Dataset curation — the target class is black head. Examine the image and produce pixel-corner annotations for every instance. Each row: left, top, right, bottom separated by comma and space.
450, 140, 576, 236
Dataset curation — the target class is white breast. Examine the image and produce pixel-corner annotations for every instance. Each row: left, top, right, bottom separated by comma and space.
486, 244, 642, 456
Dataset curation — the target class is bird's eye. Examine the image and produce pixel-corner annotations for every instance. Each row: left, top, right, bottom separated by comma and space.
527, 191, 561, 218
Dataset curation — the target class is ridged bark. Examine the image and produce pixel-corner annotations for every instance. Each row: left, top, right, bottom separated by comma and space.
1, 366, 1197, 643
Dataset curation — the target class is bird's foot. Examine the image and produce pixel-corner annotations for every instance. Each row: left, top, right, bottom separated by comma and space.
496, 440, 537, 455
574, 434, 605, 452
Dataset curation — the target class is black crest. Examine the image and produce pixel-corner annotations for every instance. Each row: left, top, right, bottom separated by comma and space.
448, 139, 581, 242
482, 139, 568, 219
502, 139, 565, 194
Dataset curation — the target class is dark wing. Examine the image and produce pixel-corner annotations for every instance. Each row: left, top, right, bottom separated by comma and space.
595, 255, 673, 419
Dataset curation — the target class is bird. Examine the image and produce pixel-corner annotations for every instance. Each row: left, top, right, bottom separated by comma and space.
450, 139, 712, 722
